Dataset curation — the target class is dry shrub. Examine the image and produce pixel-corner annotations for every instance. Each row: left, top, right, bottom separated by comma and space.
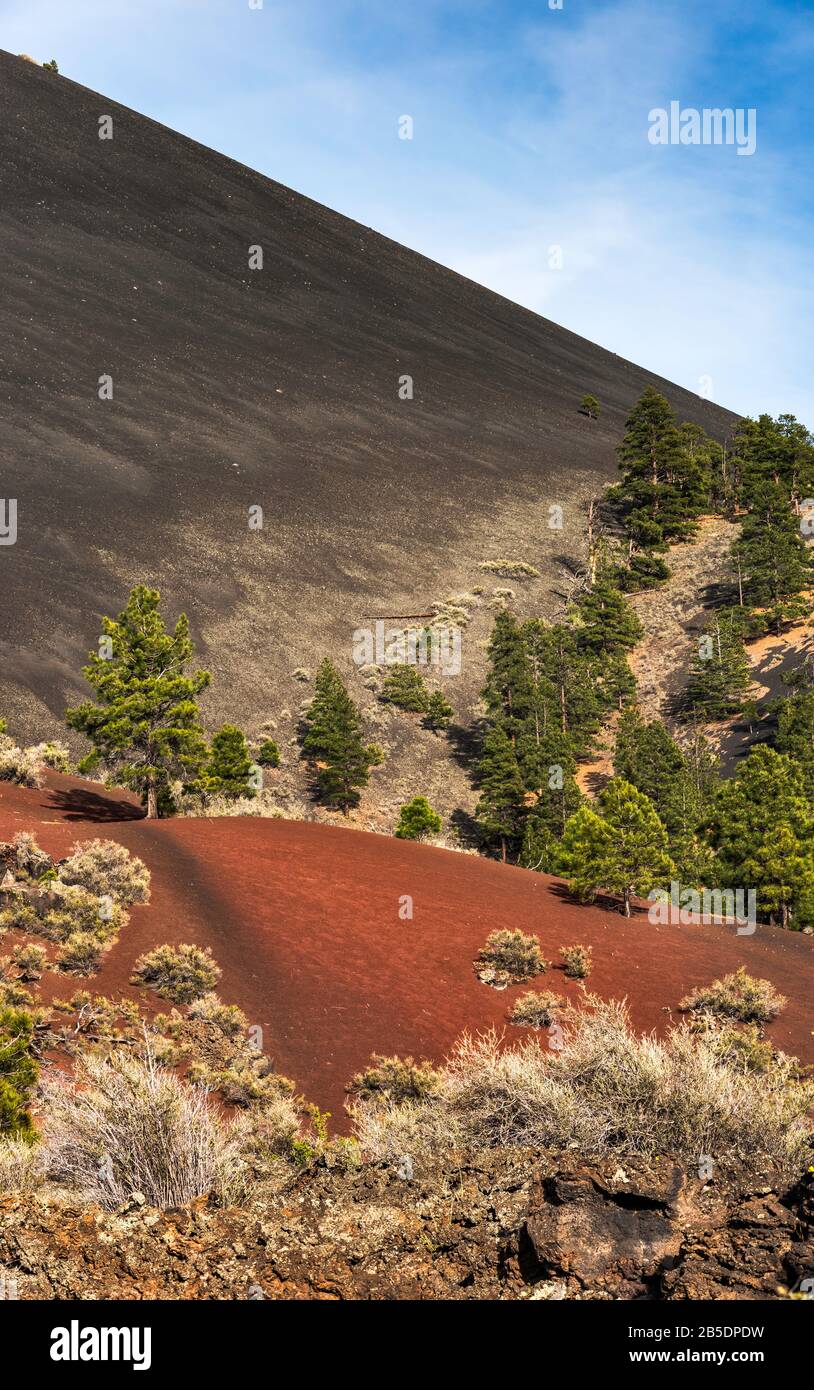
0, 1137, 41, 1193
187, 992, 247, 1038
508, 991, 565, 1028
40, 1046, 246, 1209
560, 944, 592, 979
347, 1054, 440, 1105
36, 883, 126, 945
1, 832, 53, 879
58, 932, 104, 976
59, 839, 150, 906
10, 942, 47, 982
679, 966, 786, 1024
475, 930, 547, 988
352, 999, 814, 1177
131, 944, 221, 1004
0, 741, 43, 788
27, 741, 71, 773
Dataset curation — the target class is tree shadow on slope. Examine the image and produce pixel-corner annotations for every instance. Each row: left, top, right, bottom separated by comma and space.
47, 785, 145, 823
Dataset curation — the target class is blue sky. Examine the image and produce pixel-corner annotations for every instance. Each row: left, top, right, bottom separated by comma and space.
6, 0, 814, 423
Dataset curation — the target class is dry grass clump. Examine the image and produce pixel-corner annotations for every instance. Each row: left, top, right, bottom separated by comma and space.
0, 739, 43, 788
347, 1054, 441, 1105
508, 990, 565, 1028
560, 944, 592, 979
39, 1046, 246, 1209
27, 740, 71, 773
479, 560, 541, 579
58, 839, 150, 906
475, 930, 547, 988
679, 967, 786, 1024
351, 998, 814, 1177
0, 1137, 41, 1193
131, 944, 221, 1004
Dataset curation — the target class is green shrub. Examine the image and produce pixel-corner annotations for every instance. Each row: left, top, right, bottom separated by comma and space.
380, 664, 428, 712
475, 930, 547, 986
256, 739, 280, 768
347, 1054, 441, 1105
131, 943, 221, 1004
560, 944, 592, 979
395, 796, 442, 841
11, 943, 47, 982
59, 933, 104, 976
508, 990, 565, 1028
679, 966, 786, 1024
58, 838, 150, 906
0, 1007, 38, 1140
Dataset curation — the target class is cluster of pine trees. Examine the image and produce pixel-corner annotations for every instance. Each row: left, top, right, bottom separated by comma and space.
474, 389, 814, 928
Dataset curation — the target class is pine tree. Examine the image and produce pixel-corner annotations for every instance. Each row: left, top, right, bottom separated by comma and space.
207, 725, 255, 798
683, 610, 752, 720
381, 664, 429, 712
711, 745, 814, 928
560, 778, 675, 916
729, 482, 812, 633
303, 659, 380, 813
616, 387, 706, 548
395, 796, 442, 840
520, 733, 583, 872
423, 690, 453, 734
0, 1007, 37, 1140
580, 394, 601, 419
476, 725, 526, 862
65, 585, 210, 817
573, 572, 643, 656
481, 611, 534, 743
776, 688, 814, 803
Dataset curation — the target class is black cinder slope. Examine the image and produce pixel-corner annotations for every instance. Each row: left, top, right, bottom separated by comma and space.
0, 51, 735, 741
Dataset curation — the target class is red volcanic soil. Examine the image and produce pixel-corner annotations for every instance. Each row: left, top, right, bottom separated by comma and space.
2, 773, 814, 1124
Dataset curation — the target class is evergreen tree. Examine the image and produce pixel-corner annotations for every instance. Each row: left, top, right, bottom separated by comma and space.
520, 734, 583, 872
0, 1007, 37, 1140
522, 620, 602, 758
573, 572, 643, 657
775, 688, 814, 803
257, 738, 280, 768
729, 482, 812, 633
476, 725, 526, 862
481, 611, 534, 743
207, 725, 255, 798
395, 796, 442, 840
302, 659, 380, 813
683, 610, 752, 720
380, 664, 429, 712
423, 689, 453, 734
580, 394, 601, 419
711, 745, 814, 928
615, 387, 706, 549
65, 585, 210, 818
559, 777, 675, 916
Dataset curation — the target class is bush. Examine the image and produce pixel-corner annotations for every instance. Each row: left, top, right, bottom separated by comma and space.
1, 832, 53, 879
380, 665, 428, 712
256, 739, 280, 768
0, 740, 43, 788
679, 967, 786, 1024
479, 560, 541, 579
187, 992, 247, 1038
40, 1046, 245, 1209
38, 883, 126, 944
508, 991, 565, 1028
560, 944, 592, 979
395, 796, 442, 841
27, 740, 71, 773
58, 839, 150, 906
475, 930, 547, 987
11, 943, 47, 982
59, 932, 104, 976
0, 1007, 38, 1140
131, 944, 221, 1004
352, 999, 814, 1177
347, 1054, 440, 1105
0, 1136, 41, 1192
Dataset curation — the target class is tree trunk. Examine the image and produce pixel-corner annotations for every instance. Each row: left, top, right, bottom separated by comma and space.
146, 781, 158, 819
623, 888, 631, 917
500, 837, 507, 864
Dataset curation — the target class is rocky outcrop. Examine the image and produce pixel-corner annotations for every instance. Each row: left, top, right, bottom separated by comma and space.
1, 1150, 812, 1300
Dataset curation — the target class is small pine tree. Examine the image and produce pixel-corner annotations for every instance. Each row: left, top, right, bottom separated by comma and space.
207, 725, 255, 798
423, 689, 453, 734
580, 394, 601, 419
476, 724, 526, 862
381, 664, 429, 712
303, 659, 380, 813
560, 778, 674, 916
65, 585, 211, 817
0, 1007, 38, 1140
395, 796, 442, 840
256, 738, 280, 768
683, 611, 752, 721
42, 59, 59, 72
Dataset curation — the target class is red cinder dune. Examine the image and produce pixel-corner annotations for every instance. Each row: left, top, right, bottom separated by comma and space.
2, 773, 813, 1122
